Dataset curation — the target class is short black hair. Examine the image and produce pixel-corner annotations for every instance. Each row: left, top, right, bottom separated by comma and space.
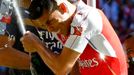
125, 32, 134, 40
27, 0, 78, 20
27, 0, 54, 19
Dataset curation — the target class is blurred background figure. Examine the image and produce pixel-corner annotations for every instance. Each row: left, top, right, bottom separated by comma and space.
123, 32, 134, 75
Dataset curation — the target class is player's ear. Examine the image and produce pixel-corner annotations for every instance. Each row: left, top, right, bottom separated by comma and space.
58, 2, 68, 13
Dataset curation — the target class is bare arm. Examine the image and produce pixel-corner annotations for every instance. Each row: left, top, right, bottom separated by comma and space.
21, 32, 81, 75
37, 46, 80, 75
0, 35, 30, 70
70, 61, 81, 75
0, 47, 30, 70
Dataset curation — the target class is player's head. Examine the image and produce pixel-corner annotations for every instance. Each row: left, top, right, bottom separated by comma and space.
28, 0, 77, 33
27, 0, 78, 20
22, 0, 77, 34
45, 0, 78, 33
27, 0, 53, 20
123, 32, 134, 62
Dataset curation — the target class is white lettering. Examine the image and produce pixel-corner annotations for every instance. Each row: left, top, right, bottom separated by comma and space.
92, 58, 99, 67
40, 31, 55, 40
45, 42, 63, 50
78, 58, 99, 69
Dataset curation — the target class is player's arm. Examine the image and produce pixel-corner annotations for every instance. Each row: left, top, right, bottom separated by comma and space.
37, 46, 81, 75
0, 47, 30, 70
69, 61, 81, 75
0, 35, 30, 70
21, 31, 81, 75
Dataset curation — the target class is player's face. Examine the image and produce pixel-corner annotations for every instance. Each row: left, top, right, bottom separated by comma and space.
34, 9, 63, 33
45, 10, 64, 33
124, 37, 134, 58
39, 1, 70, 34
43, 2, 69, 34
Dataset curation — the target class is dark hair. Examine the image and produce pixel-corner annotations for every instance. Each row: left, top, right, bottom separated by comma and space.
27, 0, 54, 20
68, 0, 79, 3
26, 0, 78, 20
125, 32, 134, 40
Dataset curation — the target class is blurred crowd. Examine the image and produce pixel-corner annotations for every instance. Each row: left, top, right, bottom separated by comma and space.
98, 0, 134, 43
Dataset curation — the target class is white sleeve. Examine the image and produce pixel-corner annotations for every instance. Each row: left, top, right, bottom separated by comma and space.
64, 35, 88, 53
64, 8, 103, 53
86, 8, 116, 57
85, 8, 103, 39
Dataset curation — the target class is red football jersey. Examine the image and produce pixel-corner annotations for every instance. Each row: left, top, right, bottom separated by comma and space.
55, 1, 127, 75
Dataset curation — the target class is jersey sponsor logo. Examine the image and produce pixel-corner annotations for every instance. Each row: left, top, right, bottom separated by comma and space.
78, 58, 99, 69
39, 30, 63, 54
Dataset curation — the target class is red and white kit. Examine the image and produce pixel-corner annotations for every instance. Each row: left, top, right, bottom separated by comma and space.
55, 1, 127, 75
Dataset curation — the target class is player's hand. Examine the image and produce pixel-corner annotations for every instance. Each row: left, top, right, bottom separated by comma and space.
0, 35, 15, 48
20, 31, 43, 53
